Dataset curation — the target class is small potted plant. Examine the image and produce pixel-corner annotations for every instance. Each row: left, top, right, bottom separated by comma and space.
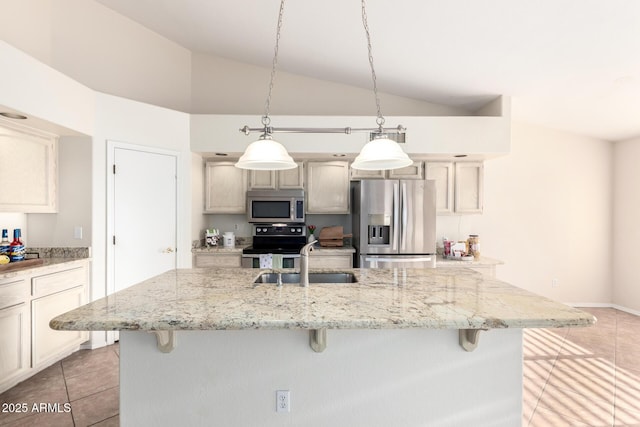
307, 225, 317, 243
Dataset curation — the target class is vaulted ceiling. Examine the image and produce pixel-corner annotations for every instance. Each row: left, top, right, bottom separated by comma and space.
97, 0, 640, 142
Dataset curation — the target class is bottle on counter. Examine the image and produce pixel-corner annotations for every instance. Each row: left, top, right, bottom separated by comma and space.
9, 228, 25, 262
0, 229, 10, 264
468, 234, 480, 260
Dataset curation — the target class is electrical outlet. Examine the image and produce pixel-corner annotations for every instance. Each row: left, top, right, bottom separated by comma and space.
551, 278, 559, 288
73, 226, 83, 240
276, 390, 290, 413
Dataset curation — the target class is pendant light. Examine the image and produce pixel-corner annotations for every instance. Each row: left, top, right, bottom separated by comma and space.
351, 0, 412, 170
237, 0, 411, 171
235, 0, 297, 171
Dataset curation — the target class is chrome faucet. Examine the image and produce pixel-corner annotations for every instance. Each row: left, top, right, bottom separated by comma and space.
299, 239, 316, 287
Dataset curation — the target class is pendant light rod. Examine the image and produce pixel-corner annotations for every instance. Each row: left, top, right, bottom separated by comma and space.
239, 125, 405, 135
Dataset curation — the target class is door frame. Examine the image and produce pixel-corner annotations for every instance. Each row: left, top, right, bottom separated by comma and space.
106, 140, 182, 343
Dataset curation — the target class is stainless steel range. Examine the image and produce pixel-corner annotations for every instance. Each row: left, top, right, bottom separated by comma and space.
241, 223, 307, 268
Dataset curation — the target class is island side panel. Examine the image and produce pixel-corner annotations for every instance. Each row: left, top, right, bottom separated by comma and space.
120, 329, 523, 427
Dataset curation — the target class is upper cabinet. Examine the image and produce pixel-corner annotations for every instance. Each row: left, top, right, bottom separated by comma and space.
426, 161, 483, 214
205, 161, 247, 214
351, 161, 424, 181
248, 162, 304, 190
426, 162, 454, 214
454, 162, 484, 214
0, 123, 58, 213
306, 161, 350, 214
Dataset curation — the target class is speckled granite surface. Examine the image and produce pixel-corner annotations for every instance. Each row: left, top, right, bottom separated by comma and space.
50, 267, 594, 332
0, 257, 90, 280
27, 247, 91, 259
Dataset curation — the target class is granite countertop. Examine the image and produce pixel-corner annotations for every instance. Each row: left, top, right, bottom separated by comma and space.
50, 267, 594, 332
436, 255, 504, 267
0, 257, 90, 280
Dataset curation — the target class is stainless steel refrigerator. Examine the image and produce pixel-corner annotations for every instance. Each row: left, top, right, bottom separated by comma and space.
351, 179, 437, 268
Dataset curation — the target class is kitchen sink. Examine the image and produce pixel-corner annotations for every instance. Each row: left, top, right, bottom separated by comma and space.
254, 272, 357, 284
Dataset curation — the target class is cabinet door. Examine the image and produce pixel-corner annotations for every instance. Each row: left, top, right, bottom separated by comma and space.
0, 303, 29, 387
454, 162, 484, 214
308, 255, 353, 268
32, 286, 87, 368
205, 161, 247, 213
194, 254, 242, 268
426, 162, 454, 214
306, 161, 350, 214
388, 161, 424, 180
278, 162, 304, 189
0, 122, 57, 213
350, 168, 385, 180
248, 170, 277, 190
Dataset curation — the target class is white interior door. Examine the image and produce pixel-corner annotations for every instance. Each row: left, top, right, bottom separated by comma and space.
113, 147, 177, 293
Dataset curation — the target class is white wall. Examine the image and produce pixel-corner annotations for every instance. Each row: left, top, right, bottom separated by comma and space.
437, 122, 613, 305
613, 138, 640, 312
0, 0, 192, 113
0, 214, 26, 241
190, 53, 466, 116
28, 137, 93, 247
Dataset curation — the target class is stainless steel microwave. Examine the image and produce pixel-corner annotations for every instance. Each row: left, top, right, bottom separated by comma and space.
246, 190, 305, 223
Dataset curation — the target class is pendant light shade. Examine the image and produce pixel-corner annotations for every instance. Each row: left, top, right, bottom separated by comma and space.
235, 134, 297, 170
351, 135, 413, 170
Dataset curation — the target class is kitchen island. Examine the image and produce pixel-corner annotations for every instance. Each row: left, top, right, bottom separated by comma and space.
51, 267, 594, 426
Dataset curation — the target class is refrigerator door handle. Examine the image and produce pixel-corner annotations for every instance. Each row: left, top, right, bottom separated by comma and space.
392, 182, 399, 251
401, 182, 408, 251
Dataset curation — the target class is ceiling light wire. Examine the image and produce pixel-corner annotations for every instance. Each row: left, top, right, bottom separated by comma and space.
262, 0, 286, 130
361, 0, 385, 131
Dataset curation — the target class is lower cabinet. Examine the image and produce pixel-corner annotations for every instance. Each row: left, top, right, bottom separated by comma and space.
0, 303, 30, 388
194, 253, 242, 268
31, 285, 87, 368
309, 251, 354, 268
0, 260, 89, 394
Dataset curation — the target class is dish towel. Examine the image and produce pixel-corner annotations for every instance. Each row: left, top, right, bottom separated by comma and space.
259, 254, 272, 268
272, 254, 283, 269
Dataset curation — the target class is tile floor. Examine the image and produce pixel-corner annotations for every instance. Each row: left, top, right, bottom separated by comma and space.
0, 307, 638, 426
0, 343, 119, 426
524, 307, 640, 426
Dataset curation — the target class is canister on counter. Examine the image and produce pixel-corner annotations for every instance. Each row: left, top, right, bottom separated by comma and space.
468, 234, 480, 260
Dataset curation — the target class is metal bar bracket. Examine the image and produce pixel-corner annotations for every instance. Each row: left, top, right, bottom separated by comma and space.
459, 329, 487, 352
151, 331, 177, 353
309, 328, 327, 353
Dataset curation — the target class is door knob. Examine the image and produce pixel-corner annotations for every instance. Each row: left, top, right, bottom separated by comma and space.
162, 247, 175, 253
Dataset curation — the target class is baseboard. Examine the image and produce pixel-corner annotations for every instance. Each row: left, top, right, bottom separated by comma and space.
566, 302, 640, 316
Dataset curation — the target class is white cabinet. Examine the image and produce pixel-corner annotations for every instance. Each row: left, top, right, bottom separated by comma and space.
454, 162, 484, 214
0, 122, 58, 213
30, 264, 89, 369
350, 161, 424, 180
248, 162, 304, 190
306, 161, 350, 214
426, 162, 483, 214
205, 161, 247, 213
350, 168, 386, 180
31, 285, 86, 368
308, 253, 353, 268
193, 253, 242, 268
426, 162, 454, 214
0, 261, 89, 394
0, 277, 29, 390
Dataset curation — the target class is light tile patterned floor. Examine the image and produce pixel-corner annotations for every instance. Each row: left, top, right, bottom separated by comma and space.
0, 307, 637, 426
0, 343, 119, 426
524, 307, 640, 426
